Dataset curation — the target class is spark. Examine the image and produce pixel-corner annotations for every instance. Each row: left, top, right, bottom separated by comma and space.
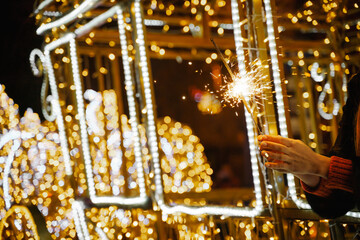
221, 66, 268, 108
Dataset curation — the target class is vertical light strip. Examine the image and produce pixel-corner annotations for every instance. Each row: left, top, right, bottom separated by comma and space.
69, 37, 97, 200
263, 0, 310, 209
263, 0, 287, 137
116, 6, 147, 198
72, 204, 85, 240
133, 0, 164, 205
72, 201, 91, 240
3, 139, 21, 210
44, 35, 73, 175
95, 227, 109, 240
231, 0, 263, 212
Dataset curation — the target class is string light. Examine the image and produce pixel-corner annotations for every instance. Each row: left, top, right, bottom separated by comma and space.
36, 0, 100, 35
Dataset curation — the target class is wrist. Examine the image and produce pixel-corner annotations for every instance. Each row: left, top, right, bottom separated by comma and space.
296, 174, 320, 187
316, 154, 331, 179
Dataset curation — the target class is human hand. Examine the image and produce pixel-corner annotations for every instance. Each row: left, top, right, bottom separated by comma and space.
257, 135, 330, 179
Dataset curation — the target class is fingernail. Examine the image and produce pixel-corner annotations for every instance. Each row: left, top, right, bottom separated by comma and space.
258, 136, 263, 140
262, 142, 267, 147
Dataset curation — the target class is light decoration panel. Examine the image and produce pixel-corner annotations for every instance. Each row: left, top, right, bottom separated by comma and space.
135, 0, 264, 217
0, 86, 76, 238
38, 5, 150, 206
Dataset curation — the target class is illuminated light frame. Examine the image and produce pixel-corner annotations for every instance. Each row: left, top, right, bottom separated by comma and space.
36, 0, 101, 35
263, 0, 311, 209
42, 5, 149, 206
134, 0, 262, 217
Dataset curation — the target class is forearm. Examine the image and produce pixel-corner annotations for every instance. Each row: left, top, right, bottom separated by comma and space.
295, 174, 320, 187
301, 155, 354, 198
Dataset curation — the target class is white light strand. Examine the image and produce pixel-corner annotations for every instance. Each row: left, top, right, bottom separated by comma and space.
231, 0, 246, 75
29, 49, 45, 77
34, 0, 54, 14
74, 5, 119, 38
72, 201, 91, 240
95, 227, 109, 240
84, 89, 104, 136
263, 0, 287, 138
144, 19, 165, 27
134, 0, 164, 204
69, 37, 98, 200
116, 6, 147, 198
341, 62, 348, 102
72, 205, 85, 240
161, 205, 260, 217
44, 37, 73, 175
310, 62, 325, 82
3, 140, 21, 210
0, 130, 35, 210
30, 48, 56, 122
36, 0, 100, 35
231, 0, 263, 213
318, 82, 340, 120
43, 11, 62, 17
219, 23, 234, 30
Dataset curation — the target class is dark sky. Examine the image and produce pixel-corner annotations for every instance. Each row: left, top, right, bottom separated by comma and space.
1, 0, 43, 117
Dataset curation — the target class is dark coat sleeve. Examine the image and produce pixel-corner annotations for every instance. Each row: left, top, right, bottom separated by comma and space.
304, 73, 360, 219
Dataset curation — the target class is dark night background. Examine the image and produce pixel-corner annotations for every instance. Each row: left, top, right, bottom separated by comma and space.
1, 0, 43, 116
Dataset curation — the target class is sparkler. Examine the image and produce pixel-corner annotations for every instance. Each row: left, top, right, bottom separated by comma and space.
210, 39, 265, 134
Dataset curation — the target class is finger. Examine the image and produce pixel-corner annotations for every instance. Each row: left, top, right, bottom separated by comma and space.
261, 150, 289, 162
258, 135, 292, 147
265, 161, 290, 172
260, 141, 291, 155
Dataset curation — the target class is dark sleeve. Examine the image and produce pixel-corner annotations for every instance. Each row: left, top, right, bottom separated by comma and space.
304, 73, 360, 219
305, 190, 355, 219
